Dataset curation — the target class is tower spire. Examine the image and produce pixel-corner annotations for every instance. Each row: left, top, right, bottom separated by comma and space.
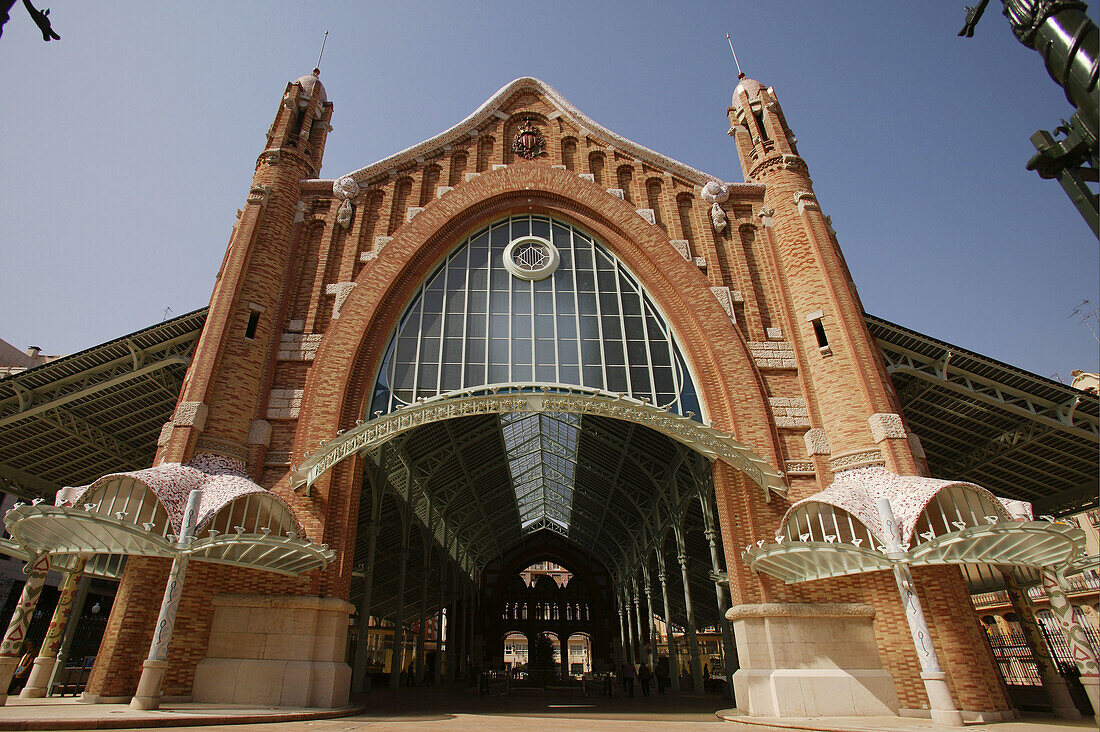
315, 30, 328, 73
726, 33, 745, 80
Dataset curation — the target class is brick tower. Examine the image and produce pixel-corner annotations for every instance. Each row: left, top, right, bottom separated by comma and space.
158, 69, 333, 471
728, 76, 921, 478
724, 77, 1011, 720
81, 70, 353, 707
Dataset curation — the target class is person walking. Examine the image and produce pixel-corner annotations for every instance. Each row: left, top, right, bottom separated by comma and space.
622, 660, 636, 697
638, 661, 652, 697
655, 658, 669, 695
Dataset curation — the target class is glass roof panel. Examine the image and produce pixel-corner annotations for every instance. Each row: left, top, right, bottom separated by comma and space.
501, 411, 581, 533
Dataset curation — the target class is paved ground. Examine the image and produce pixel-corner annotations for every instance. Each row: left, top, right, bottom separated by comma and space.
0, 687, 1095, 731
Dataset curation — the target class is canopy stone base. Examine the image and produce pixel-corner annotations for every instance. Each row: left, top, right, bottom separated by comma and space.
728, 602, 899, 718
192, 594, 352, 708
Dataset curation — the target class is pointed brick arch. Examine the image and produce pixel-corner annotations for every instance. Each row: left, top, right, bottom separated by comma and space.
290, 162, 783, 597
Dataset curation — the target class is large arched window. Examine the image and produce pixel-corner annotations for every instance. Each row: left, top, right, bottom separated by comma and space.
370, 215, 701, 418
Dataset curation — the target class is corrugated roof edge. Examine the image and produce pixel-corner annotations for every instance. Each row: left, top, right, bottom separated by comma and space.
0, 307, 209, 386
865, 312, 1099, 407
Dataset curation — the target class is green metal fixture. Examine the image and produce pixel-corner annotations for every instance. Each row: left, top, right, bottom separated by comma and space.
960, 0, 1098, 234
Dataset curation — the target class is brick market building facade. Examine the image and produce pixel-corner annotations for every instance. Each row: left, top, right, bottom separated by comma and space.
68, 69, 1026, 719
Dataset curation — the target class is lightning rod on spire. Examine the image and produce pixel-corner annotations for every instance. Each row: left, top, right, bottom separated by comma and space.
727, 34, 745, 79
316, 30, 329, 73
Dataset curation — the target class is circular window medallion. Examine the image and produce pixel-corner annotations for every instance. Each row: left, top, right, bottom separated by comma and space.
503, 236, 559, 281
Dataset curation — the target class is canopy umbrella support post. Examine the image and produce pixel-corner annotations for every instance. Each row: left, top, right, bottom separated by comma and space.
130, 488, 202, 711
21, 555, 89, 698
1042, 567, 1100, 721
0, 552, 50, 705
877, 498, 963, 727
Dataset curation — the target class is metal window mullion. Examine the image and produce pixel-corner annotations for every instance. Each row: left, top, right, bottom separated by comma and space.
482, 229, 491, 383
550, 221, 562, 385
459, 236, 472, 390
437, 247, 450, 396
411, 281, 427, 399
569, 225, 584, 392
588, 235, 610, 390
529, 216, 536, 377
610, 257, 634, 398
507, 219, 515, 384
631, 270, 661, 407
386, 321, 400, 412
958, 487, 978, 526
846, 510, 859, 544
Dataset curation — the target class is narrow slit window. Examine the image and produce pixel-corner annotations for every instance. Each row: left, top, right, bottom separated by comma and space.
245, 311, 261, 340
812, 319, 828, 348
753, 110, 770, 142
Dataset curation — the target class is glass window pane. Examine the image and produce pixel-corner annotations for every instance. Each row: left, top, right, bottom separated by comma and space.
534, 316, 555, 339
582, 365, 603, 386
445, 290, 465, 314
558, 340, 578, 365
489, 338, 509, 364
603, 341, 624, 366
422, 311, 442, 338
445, 313, 464, 339
420, 337, 440, 362
443, 338, 463, 363
624, 317, 645, 342
511, 339, 532, 365
606, 366, 627, 392
512, 292, 531, 315
535, 340, 555, 363
465, 364, 485, 384
442, 364, 462, 391
396, 337, 418, 363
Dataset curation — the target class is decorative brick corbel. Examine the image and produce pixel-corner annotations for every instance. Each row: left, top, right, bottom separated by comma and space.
247, 185, 271, 207
709, 287, 737, 324
248, 420, 273, 448
173, 402, 208, 431
795, 191, 819, 215
325, 282, 357, 320
757, 205, 774, 228
803, 428, 830, 456
868, 413, 907, 443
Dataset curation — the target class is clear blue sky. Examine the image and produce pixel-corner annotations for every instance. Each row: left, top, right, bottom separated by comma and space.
1, 2, 1096, 381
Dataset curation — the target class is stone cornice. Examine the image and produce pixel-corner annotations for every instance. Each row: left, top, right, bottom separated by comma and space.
726, 602, 877, 620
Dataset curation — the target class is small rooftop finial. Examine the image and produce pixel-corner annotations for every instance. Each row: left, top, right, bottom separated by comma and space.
726, 33, 745, 80
315, 30, 328, 73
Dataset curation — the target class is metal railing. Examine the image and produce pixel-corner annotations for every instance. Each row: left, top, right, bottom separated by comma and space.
984, 625, 1100, 686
